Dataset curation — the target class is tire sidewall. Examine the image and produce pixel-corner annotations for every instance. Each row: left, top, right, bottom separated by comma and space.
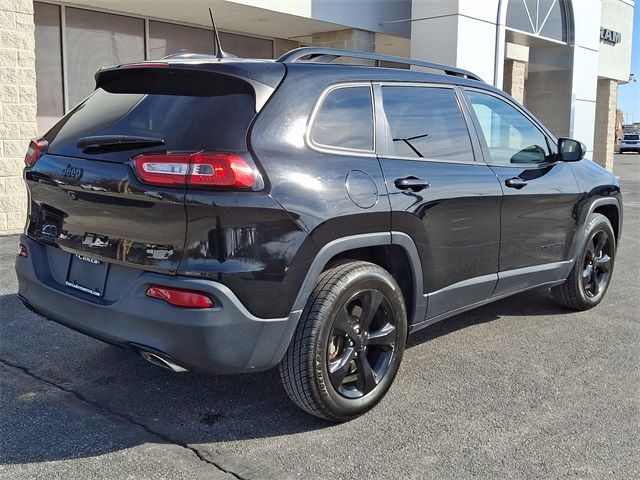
312, 267, 407, 419
573, 215, 616, 307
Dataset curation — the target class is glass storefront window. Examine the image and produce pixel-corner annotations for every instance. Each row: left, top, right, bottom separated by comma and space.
149, 21, 273, 60
506, 0, 567, 42
220, 32, 273, 59
149, 21, 214, 59
65, 7, 145, 108
34, 2, 64, 134
33, 4, 275, 128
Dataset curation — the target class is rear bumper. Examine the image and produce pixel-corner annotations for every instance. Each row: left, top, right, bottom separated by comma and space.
15, 236, 301, 374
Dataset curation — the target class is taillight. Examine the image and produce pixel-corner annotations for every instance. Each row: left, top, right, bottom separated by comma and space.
25, 138, 48, 167
133, 152, 256, 188
133, 153, 191, 186
18, 244, 28, 257
146, 285, 214, 309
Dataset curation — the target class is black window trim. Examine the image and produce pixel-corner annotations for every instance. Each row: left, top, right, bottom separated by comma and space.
461, 86, 559, 168
306, 81, 376, 156
373, 81, 481, 166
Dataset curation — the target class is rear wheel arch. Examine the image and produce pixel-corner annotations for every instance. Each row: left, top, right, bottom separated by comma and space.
289, 232, 426, 327
327, 244, 414, 328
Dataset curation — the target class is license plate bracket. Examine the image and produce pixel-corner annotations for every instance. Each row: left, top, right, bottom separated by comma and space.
65, 254, 108, 297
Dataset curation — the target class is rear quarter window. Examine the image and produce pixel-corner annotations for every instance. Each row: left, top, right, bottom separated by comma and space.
309, 85, 374, 152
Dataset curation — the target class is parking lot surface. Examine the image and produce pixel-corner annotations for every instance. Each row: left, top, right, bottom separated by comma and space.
1, 155, 638, 479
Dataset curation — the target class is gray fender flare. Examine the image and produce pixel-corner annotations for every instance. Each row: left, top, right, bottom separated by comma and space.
563, 197, 621, 278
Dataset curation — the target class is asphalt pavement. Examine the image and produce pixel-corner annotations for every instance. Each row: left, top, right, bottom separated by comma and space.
1, 154, 638, 479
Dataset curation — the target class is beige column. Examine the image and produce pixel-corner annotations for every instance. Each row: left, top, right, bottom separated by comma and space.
274, 38, 300, 59
503, 59, 527, 104
593, 79, 617, 171
0, 0, 37, 235
502, 43, 529, 104
311, 29, 375, 64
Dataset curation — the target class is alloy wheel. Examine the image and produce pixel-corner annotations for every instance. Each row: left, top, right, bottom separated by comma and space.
327, 289, 397, 399
581, 229, 612, 299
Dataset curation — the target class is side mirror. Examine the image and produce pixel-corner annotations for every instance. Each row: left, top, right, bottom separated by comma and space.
558, 138, 586, 162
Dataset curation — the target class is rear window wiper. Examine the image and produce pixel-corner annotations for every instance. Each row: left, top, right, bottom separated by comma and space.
77, 135, 165, 153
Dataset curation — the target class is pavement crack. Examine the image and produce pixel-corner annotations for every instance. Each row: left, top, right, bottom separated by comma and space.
0, 357, 248, 480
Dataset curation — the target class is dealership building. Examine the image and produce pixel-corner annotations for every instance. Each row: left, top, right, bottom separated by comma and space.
0, 0, 634, 234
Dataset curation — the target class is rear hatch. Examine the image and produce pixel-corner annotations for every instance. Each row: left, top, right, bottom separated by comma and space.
25, 62, 283, 277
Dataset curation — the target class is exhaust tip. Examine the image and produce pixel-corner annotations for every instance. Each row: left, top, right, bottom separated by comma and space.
138, 349, 188, 373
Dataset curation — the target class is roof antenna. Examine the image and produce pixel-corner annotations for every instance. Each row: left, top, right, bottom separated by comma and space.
209, 8, 234, 59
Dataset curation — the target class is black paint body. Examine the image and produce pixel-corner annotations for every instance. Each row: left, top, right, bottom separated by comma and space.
16, 57, 623, 373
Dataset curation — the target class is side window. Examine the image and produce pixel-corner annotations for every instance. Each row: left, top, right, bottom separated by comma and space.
381, 86, 473, 162
466, 90, 551, 165
310, 86, 374, 151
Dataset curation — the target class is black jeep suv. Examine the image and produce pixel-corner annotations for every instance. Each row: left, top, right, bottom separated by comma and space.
16, 48, 622, 421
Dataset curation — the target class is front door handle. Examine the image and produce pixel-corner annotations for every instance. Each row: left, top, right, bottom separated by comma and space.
505, 177, 528, 189
394, 176, 430, 192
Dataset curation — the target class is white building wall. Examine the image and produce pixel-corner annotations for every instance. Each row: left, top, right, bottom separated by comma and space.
410, 0, 501, 84
598, 0, 634, 81
229, 0, 411, 37
570, 0, 602, 156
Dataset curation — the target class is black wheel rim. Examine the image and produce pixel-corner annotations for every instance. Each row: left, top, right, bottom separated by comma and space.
581, 229, 612, 299
326, 289, 397, 399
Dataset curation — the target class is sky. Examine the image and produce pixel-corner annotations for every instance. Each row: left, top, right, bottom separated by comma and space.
617, 7, 640, 124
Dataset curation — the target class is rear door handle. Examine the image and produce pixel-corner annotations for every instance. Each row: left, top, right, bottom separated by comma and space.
504, 177, 528, 189
394, 177, 430, 192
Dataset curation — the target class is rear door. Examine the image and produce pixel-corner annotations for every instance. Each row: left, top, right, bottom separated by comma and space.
375, 83, 503, 322
462, 89, 582, 296
26, 67, 259, 275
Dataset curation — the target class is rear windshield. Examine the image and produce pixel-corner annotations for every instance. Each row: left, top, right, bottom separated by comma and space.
624, 134, 639, 141
46, 70, 256, 159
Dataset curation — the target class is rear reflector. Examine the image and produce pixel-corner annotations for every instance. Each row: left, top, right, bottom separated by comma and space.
133, 152, 256, 188
25, 138, 48, 167
18, 244, 28, 257
146, 285, 214, 309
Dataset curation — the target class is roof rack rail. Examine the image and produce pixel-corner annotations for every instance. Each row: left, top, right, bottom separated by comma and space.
277, 47, 484, 82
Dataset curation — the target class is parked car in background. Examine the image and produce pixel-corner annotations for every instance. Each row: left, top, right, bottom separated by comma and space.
619, 132, 640, 154
16, 48, 622, 422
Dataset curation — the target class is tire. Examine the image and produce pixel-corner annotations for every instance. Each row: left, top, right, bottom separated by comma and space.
552, 213, 616, 311
279, 261, 407, 422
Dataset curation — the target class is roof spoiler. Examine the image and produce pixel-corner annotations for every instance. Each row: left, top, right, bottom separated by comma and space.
94, 62, 280, 111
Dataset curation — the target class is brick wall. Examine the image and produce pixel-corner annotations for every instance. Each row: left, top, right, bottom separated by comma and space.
593, 78, 617, 171
0, 0, 37, 235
